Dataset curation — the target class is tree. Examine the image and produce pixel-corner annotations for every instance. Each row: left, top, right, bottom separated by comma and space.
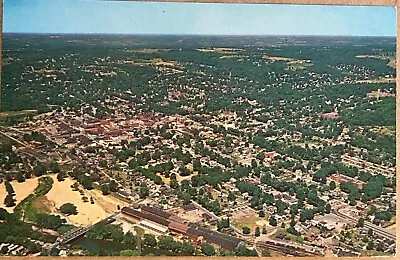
374, 210, 393, 222
4, 194, 16, 207
366, 241, 374, 250
256, 152, 265, 161
101, 184, 110, 195
362, 176, 384, 201
0, 142, 12, 153
287, 226, 300, 236
4, 181, 15, 195
25, 171, 32, 179
200, 242, 215, 256
367, 205, 377, 215
143, 234, 157, 247
138, 183, 150, 198
109, 180, 118, 192
60, 203, 78, 215
242, 226, 251, 234
217, 218, 230, 231
262, 248, 271, 257
329, 181, 336, 190
170, 179, 179, 189
376, 241, 385, 252
49, 160, 60, 173
325, 203, 331, 214
255, 227, 260, 237
99, 160, 107, 168
269, 215, 277, 226
300, 209, 314, 222
120, 250, 139, 256
15, 172, 25, 183
258, 210, 265, 217
179, 165, 191, 177
80, 175, 93, 190
57, 172, 67, 182
228, 192, 236, 202
235, 244, 258, 256
158, 236, 175, 251
4, 174, 12, 182
193, 158, 201, 171
356, 217, 364, 228
181, 242, 195, 255
36, 214, 66, 230
251, 159, 257, 168
262, 226, 267, 234
122, 231, 136, 245
0, 208, 9, 220
33, 162, 46, 176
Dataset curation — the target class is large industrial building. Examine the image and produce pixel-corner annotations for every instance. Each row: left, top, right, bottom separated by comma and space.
121, 205, 243, 251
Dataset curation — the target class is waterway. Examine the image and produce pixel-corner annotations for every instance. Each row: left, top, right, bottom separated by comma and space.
71, 237, 180, 256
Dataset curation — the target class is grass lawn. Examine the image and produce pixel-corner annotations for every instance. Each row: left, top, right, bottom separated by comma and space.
14, 175, 54, 222
371, 126, 395, 136
275, 228, 305, 244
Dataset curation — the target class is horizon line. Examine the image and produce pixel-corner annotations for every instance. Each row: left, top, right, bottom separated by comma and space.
2, 32, 396, 38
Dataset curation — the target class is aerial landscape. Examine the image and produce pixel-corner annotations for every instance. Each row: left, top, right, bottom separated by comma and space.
0, 1, 396, 258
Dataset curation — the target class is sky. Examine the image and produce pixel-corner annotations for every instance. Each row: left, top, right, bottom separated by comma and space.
3, 0, 397, 37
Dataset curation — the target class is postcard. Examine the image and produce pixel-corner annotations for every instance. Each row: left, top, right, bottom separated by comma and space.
0, 0, 396, 257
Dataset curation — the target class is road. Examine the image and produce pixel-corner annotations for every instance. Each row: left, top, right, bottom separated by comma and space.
0, 128, 51, 163
341, 154, 394, 176
332, 209, 395, 241
190, 200, 245, 238
0, 128, 29, 148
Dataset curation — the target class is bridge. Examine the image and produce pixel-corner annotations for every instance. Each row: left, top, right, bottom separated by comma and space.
47, 213, 118, 251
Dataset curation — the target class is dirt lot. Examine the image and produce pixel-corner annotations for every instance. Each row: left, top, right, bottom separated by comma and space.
231, 207, 264, 231
172, 207, 205, 224
46, 176, 109, 226
86, 188, 129, 214
356, 77, 395, 84
197, 48, 243, 55
314, 213, 350, 232
0, 178, 39, 212
157, 171, 198, 184
384, 220, 396, 233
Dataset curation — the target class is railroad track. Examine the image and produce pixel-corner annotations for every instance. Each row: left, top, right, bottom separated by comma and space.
333, 209, 395, 241
256, 240, 322, 257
